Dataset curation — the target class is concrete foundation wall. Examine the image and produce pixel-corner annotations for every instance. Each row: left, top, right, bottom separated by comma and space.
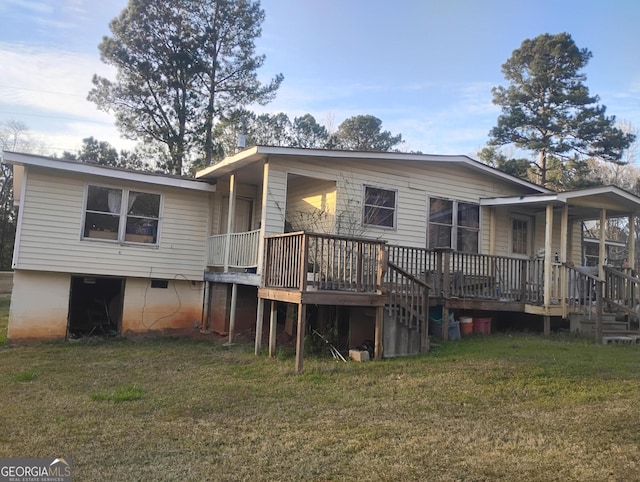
8, 270, 205, 340
121, 278, 204, 334
8, 270, 71, 340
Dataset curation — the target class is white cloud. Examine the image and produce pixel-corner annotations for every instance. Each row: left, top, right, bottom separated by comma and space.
0, 42, 129, 154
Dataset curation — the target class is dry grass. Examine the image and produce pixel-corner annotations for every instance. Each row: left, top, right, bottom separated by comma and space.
1, 321, 640, 480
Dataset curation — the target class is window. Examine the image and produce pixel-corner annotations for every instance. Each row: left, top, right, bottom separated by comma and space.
510, 215, 532, 256
363, 186, 396, 228
83, 185, 161, 244
428, 198, 479, 253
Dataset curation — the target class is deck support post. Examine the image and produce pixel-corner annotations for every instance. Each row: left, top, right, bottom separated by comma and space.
595, 285, 603, 344
268, 301, 277, 357
295, 303, 306, 373
543, 315, 551, 336
254, 298, 264, 355
374, 305, 383, 360
227, 283, 238, 345
442, 305, 449, 341
421, 287, 429, 353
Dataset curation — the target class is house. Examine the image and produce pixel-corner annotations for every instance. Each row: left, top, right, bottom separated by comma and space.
3, 151, 215, 340
195, 146, 640, 369
5, 147, 640, 372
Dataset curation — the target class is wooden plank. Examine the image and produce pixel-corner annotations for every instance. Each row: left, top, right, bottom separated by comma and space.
300, 291, 388, 306
258, 288, 302, 304
204, 271, 261, 286
295, 303, 307, 373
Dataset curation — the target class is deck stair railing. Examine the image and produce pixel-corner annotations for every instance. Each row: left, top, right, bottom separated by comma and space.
603, 266, 640, 323
263, 232, 386, 292
385, 261, 431, 331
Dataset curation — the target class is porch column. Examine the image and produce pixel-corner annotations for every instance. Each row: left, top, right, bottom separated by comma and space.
543, 202, 554, 309
489, 207, 497, 256
559, 204, 569, 318
223, 173, 236, 273
268, 301, 277, 357
599, 209, 606, 280
254, 298, 264, 355
629, 214, 635, 271
256, 160, 269, 276
295, 303, 307, 373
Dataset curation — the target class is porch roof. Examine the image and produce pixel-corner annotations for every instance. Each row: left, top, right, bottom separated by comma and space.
479, 185, 640, 219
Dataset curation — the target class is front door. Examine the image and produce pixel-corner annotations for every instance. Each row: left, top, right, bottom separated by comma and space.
221, 197, 253, 233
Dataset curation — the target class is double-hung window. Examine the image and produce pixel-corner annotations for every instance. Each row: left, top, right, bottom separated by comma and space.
363, 185, 397, 229
428, 197, 479, 253
83, 185, 161, 245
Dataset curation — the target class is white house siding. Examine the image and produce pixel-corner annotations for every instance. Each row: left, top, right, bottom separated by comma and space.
265, 155, 535, 251
121, 278, 204, 334
8, 270, 71, 340
262, 166, 288, 236
15, 167, 209, 280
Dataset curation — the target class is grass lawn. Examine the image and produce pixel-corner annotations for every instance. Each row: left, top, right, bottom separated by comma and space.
1, 307, 640, 481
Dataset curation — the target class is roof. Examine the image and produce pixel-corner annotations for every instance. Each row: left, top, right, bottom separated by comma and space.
196, 145, 549, 194
480, 185, 640, 218
2, 151, 216, 192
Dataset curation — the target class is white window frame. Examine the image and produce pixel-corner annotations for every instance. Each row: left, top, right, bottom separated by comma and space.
427, 197, 480, 253
362, 185, 397, 230
81, 184, 163, 246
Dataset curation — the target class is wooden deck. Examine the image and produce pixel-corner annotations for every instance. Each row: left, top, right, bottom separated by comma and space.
208, 231, 640, 364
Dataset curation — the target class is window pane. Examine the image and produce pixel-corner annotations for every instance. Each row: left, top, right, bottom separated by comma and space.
87, 186, 122, 214
365, 187, 395, 208
429, 198, 452, 225
125, 217, 158, 243
458, 228, 479, 253
84, 212, 119, 239
364, 206, 394, 227
364, 186, 395, 228
458, 203, 479, 228
429, 224, 451, 248
512, 219, 528, 255
84, 186, 122, 240
128, 192, 160, 217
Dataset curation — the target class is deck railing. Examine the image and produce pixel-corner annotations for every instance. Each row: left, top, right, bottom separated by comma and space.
207, 229, 260, 269
263, 232, 386, 292
387, 245, 566, 306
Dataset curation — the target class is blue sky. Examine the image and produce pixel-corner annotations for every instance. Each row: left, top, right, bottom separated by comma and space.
0, 0, 639, 158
